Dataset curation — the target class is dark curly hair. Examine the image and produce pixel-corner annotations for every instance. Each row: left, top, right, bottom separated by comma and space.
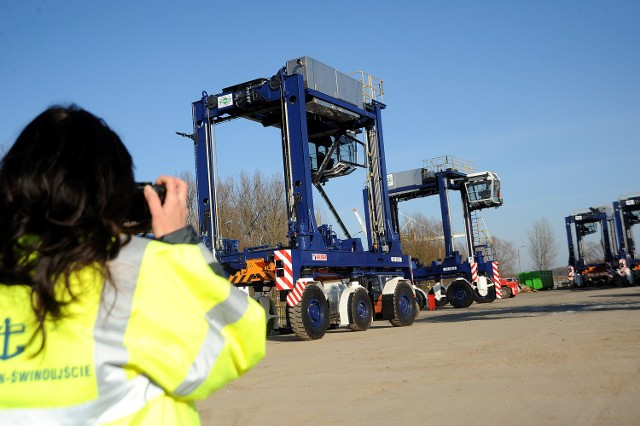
0, 106, 136, 350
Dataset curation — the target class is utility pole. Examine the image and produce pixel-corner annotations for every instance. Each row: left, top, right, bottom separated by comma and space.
518, 245, 526, 274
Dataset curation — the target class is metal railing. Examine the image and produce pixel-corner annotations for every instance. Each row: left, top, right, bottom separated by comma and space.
350, 71, 384, 104
424, 155, 476, 173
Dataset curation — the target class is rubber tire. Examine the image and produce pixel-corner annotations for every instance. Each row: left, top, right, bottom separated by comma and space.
389, 281, 417, 327
348, 288, 373, 331
435, 296, 449, 308
446, 280, 474, 309
268, 300, 278, 333
415, 290, 427, 311
474, 284, 497, 303
502, 286, 512, 299
290, 285, 329, 340
256, 296, 278, 337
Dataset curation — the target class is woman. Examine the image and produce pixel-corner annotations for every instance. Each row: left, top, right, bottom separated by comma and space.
0, 106, 265, 425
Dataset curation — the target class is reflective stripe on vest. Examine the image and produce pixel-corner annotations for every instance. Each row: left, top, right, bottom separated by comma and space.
173, 285, 248, 397
0, 237, 162, 424
0, 235, 265, 425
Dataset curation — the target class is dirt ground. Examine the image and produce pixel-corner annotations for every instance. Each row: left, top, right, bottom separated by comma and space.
198, 286, 640, 425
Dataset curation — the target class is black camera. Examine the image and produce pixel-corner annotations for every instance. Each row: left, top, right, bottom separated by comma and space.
124, 182, 166, 234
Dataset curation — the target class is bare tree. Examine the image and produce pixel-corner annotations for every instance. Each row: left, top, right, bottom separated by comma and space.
179, 169, 287, 248
215, 170, 288, 249
491, 236, 517, 276
261, 173, 289, 245
527, 217, 559, 270
313, 204, 328, 228
178, 169, 199, 232
581, 240, 605, 264
216, 174, 237, 241
398, 213, 445, 266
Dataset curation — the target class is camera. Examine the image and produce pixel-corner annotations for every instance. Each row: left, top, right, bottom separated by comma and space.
123, 182, 166, 234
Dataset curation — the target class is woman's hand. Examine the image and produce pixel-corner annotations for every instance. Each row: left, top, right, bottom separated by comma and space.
144, 175, 189, 238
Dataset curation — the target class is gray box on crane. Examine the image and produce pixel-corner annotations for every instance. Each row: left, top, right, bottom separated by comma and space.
286, 56, 364, 109
387, 168, 434, 190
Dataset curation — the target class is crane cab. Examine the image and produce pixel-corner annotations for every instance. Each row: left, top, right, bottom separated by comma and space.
572, 206, 610, 238
465, 171, 502, 210
310, 132, 365, 181
576, 221, 598, 236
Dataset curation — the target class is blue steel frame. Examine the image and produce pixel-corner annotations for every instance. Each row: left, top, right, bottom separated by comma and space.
612, 196, 640, 268
565, 210, 614, 274
388, 169, 496, 283
191, 66, 410, 284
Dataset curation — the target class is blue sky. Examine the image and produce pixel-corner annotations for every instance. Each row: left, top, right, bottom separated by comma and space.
1, 1, 639, 271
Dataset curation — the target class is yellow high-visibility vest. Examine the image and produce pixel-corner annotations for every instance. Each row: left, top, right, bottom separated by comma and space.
0, 236, 266, 425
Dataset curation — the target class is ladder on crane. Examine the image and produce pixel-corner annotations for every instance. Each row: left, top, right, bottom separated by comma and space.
471, 211, 495, 261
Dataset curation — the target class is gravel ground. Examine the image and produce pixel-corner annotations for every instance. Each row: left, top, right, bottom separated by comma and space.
198, 286, 640, 426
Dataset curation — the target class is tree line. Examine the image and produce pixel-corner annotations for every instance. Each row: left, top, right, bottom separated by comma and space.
0, 153, 563, 274
180, 169, 288, 249
183, 169, 561, 277
0, 144, 561, 274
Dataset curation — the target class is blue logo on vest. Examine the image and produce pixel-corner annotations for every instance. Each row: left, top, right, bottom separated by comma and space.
1, 317, 25, 360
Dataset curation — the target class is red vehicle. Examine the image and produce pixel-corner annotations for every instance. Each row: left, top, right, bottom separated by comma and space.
499, 278, 519, 298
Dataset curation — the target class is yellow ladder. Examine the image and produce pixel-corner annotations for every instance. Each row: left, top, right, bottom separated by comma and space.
350, 71, 384, 104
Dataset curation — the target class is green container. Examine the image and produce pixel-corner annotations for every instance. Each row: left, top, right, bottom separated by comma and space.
519, 270, 554, 290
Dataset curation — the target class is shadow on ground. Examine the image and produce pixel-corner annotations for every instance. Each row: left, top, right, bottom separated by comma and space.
264, 288, 640, 340
417, 289, 640, 324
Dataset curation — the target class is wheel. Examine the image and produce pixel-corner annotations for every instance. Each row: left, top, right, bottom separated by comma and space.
500, 286, 509, 299
415, 290, 427, 311
446, 280, 474, 308
290, 284, 329, 340
474, 282, 497, 303
435, 296, 448, 308
256, 295, 278, 336
613, 274, 626, 287
348, 288, 373, 331
389, 281, 417, 327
